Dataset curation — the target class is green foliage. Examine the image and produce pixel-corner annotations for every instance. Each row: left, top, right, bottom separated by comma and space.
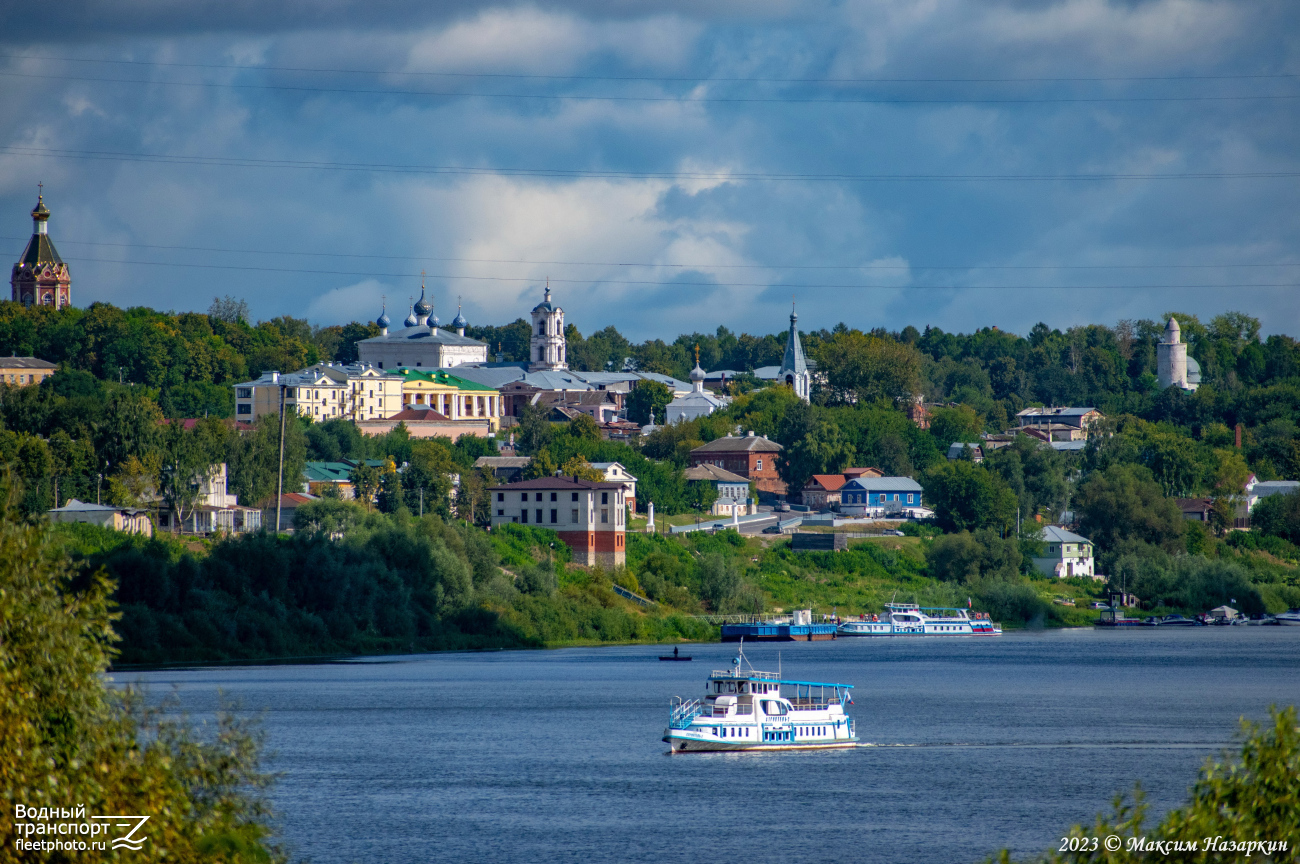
0, 511, 283, 862
927, 529, 1022, 582
1004, 707, 1300, 864
1075, 464, 1186, 560
922, 460, 1019, 533
1251, 489, 1300, 544
815, 329, 923, 406
627, 380, 673, 425
775, 401, 855, 493
516, 401, 554, 455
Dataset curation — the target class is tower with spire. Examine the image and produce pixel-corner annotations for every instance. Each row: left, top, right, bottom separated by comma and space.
11, 188, 71, 308
778, 301, 810, 401
529, 284, 567, 371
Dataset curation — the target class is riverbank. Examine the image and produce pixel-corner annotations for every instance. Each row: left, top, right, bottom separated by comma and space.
58, 515, 1109, 667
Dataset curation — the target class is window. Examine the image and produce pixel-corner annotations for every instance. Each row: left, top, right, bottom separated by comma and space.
498, 493, 505, 502
521, 493, 529, 502
521, 510, 528, 523
601, 492, 608, 504
536, 493, 544, 502
550, 509, 557, 523
237, 388, 252, 398
571, 509, 579, 522
756, 459, 762, 470
536, 509, 543, 523
237, 404, 252, 415
550, 492, 557, 502
571, 492, 578, 501
601, 509, 608, 523
497, 509, 504, 516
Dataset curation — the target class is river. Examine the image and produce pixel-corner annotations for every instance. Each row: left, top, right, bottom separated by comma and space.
128, 628, 1300, 863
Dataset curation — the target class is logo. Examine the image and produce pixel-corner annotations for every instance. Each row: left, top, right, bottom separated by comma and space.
91, 815, 150, 851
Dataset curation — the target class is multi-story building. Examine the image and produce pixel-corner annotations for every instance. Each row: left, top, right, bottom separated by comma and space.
489, 476, 626, 567
0, 356, 56, 386
682, 464, 753, 517
1015, 407, 1104, 441
396, 367, 501, 431
1031, 526, 1097, 579
590, 461, 637, 513
688, 431, 785, 496
234, 363, 403, 421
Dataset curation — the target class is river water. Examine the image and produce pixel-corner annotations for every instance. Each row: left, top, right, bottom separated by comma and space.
129, 629, 1300, 864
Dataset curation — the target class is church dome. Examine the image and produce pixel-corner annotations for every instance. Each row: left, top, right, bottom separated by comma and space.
1186, 355, 1202, 385
413, 286, 432, 317
690, 363, 705, 382
429, 313, 440, 328
403, 307, 418, 328
376, 305, 390, 329
31, 194, 49, 222
452, 305, 468, 328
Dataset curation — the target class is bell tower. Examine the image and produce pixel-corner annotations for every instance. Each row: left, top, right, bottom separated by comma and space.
529, 284, 567, 371
11, 187, 71, 308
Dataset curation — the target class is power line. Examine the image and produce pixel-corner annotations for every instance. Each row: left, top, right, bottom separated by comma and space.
57, 254, 1300, 290
5, 146, 1295, 182
5, 235, 1295, 273
4, 52, 1296, 85
2, 69, 1296, 105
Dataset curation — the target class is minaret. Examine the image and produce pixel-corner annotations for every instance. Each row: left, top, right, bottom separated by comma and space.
11, 187, 71, 308
529, 283, 567, 371
778, 300, 810, 401
1157, 316, 1188, 389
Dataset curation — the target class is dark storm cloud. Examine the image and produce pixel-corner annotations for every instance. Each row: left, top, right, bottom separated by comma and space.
0, 0, 1298, 339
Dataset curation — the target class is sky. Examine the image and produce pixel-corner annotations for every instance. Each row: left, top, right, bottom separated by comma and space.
1, 0, 1298, 341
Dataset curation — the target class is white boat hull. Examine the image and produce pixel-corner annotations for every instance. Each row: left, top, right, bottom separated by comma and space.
663, 730, 858, 753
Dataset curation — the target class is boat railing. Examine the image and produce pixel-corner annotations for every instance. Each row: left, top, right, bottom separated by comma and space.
710, 669, 781, 680
789, 698, 840, 710
699, 703, 755, 717
669, 698, 703, 729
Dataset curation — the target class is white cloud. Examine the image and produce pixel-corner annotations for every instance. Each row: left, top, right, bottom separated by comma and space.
306, 278, 390, 324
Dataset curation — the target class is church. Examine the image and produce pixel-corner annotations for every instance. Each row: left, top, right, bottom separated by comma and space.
357, 285, 488, 370
11, 190, 72, 308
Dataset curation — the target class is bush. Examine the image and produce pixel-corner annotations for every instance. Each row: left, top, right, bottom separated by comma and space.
976, 579, 1051, 626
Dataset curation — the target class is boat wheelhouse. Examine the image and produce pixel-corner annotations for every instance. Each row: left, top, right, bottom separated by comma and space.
663, 644, 856, 753
836, 603, 1001, 637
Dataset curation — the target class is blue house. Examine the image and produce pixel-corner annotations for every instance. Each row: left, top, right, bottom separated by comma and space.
839, 477, 924, 515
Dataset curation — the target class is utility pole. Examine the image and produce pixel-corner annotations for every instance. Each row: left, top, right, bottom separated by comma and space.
419, 487, 424, 517
276, 383, 287, 532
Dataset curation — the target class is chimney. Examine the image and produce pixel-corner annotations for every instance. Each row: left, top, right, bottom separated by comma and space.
271, 372, 279, 383
1235, 423, 1243, 449
747, 430, 755, 437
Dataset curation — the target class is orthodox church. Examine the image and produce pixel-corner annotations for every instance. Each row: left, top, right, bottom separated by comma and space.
11, 191, 71, 308
357, 284, 487, 370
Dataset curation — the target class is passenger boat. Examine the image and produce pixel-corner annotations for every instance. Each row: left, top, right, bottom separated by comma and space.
1277, 608, 1300, 626
663, 643, 857, 752
836, 603, 1001, 637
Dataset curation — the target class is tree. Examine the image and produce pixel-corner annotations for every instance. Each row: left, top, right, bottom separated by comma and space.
1250, 488, 1300, 543
685, 480, 720, 513
561, 455, 606, 482
0, 507, 283, 861
627, 380, 673, 425
157, 420, 219, 533
523, 449, 558, 480
927, 404, 983, 446
566, 414, 601, 441
698, 553, 742, 612
516, 401, 554, 455
208, 294, 250, 324
456, 467, 493, 526
227, 411, 308, 507
815, 330, 922, 406
778, 411, 854, 495
350, 462, 382, 510
403, 439, 456, 517
1074, 464, 1185, 556
876, 432, 913, 477
921, 460, 1019, 534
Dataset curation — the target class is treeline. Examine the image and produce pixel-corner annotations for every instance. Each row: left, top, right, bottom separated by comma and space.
58, 512, 712, 665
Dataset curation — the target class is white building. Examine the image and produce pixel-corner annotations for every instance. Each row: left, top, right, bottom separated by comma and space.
666, 362, 729, 424
590, 461, 638, 513
1032, 526, 1098, 579
778, 302, 811, 402
530, 286, 567, 371
1157, 317, 1201, 391
234, 363, 404, 422
357, 285, 489, 370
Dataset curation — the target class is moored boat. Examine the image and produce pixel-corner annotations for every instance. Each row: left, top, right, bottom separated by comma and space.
722, 609, 838, 642
1277, 608, 1300, 626
663, 643, 857, 753
836, 603, 1001, 637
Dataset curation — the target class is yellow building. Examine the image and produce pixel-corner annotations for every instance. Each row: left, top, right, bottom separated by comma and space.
234, 363, 404, 422
397, 368, 501, 432
0, 355, 56, 386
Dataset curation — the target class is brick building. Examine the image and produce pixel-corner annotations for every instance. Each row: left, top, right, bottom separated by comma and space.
689, 432, 785, 496
489, 476, 626, 567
